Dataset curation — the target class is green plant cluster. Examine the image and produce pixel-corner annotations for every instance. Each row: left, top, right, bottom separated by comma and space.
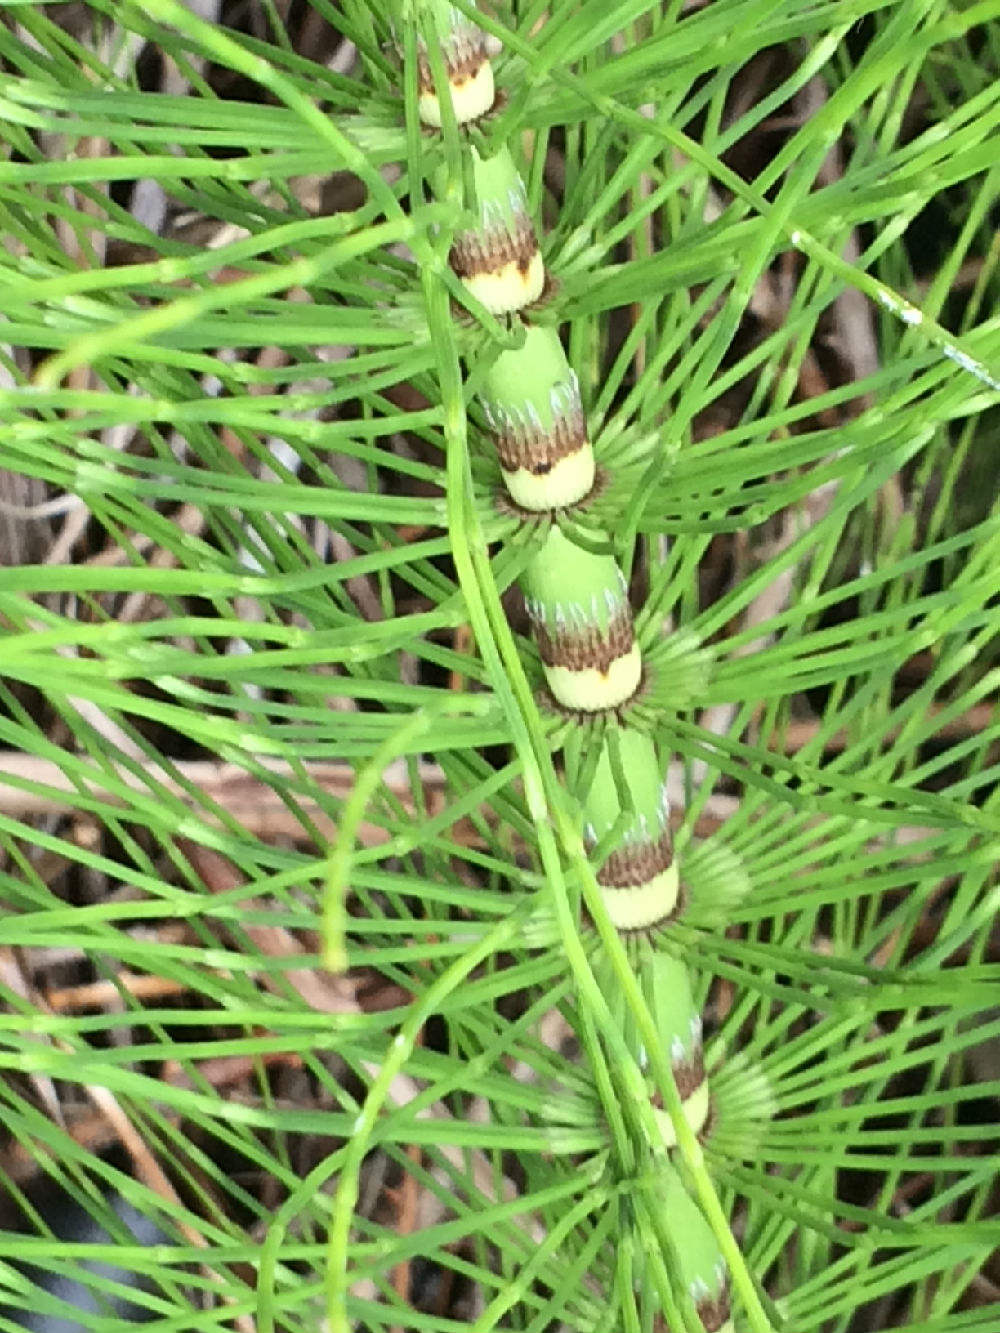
0, 2, 996, 1332
402, 3, 741, 1328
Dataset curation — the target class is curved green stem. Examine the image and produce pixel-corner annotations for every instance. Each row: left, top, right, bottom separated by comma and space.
390, 3, 775, 1330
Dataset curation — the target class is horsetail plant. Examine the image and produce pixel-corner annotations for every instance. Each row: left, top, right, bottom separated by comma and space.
1, 4, 998, 1333
400, 2, 740, 1328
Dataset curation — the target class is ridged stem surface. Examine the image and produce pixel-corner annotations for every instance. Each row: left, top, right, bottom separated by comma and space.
403, 3, 733, 1328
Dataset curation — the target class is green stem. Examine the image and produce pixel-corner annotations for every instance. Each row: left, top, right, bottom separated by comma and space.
393, 4, 771, 1330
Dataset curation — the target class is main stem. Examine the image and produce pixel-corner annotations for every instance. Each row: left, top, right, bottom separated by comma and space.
401, 4, 734, 1329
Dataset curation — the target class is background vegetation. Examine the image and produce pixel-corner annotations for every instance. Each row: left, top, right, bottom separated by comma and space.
0, 1, 998, 1330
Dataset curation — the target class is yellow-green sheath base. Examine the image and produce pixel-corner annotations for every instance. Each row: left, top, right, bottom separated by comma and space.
501, 445, 595, 511
601, 860, 680, 932
651, 1077, 711, 1146
544, 641, 642, 711
462, 249, 545, 315
418, 60, 495, 126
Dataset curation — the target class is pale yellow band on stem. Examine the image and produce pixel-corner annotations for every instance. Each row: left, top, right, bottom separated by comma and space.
651, 1078, 711, 1147
461, 249, 545, 315
501, 446, 595, 511
418, 60, 495, 127
544, 641, 642, 711
600, 861, 680, 933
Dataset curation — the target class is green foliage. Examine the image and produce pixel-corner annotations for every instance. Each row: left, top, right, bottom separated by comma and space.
0, 2, 998, 1331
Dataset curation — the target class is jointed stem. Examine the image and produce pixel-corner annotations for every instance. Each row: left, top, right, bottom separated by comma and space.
380, 2, 773, 1329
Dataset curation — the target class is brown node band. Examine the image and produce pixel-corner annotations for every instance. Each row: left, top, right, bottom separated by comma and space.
595, 828, 673, 888
654, 1294, 731, 1333
697, 1287, 733, 1333
530, 603, 634, 673
490, 405, 588, 474
416, 31, 488, 91
450, 215, 538, 282
651, 1047, 705, 1105
677, 1047, 706, 1103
